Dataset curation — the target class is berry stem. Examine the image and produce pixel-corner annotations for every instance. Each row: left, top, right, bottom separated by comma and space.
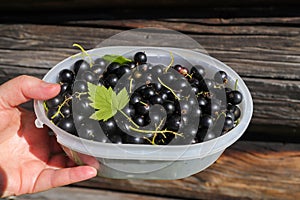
235, 118, 241, 126
129, 78, 134, 93
74, 92, 88, 99
185, 73, 192, 79
145, 119, 167, 145
139, 101, 148, 106
216, 111, 226, 121
43, 101, 48, 113
49, 92, 86, 122
118, 109, 140, 129
51, 96, 72, 120
129, 125, 183, 137
234, 79, 238, 90
72, 43, 93, 67
164, 51, 174, 72
158, 77, 181, 100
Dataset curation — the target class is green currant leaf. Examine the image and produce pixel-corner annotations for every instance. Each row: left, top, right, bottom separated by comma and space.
90, 108, 117, 121
87, 82, 129, 121
114, 87, 130, 110
102, 54, 132, 65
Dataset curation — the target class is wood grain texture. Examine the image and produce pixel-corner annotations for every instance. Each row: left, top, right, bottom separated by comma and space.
74, 141, 300, 200
16, 186, 180, 200
0, 20, 299, 136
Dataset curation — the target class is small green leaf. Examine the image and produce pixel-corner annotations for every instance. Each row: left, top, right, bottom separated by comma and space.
87, 82, 130, 121
102, 54, 132, 65
90, 109, 116, 121
87, 82, 98, 97
115, 88, 129, 110
88, 82, 112, 110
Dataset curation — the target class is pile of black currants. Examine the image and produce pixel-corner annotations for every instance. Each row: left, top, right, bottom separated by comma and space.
44, 51, 243, 145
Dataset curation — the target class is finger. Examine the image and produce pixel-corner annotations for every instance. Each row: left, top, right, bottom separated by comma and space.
49, 135, 64, 154
0, 75, 60, 108
33, 166, 97, 193
47, 153, 69, 168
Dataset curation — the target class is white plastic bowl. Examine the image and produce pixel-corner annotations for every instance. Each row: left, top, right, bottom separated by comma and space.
34, 46, 253, 180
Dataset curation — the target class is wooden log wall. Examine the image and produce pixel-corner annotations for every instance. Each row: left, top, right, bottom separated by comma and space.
1, 5, 300, 200
0, 11, 299, 140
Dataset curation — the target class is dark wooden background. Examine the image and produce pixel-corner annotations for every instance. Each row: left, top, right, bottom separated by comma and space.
0, 1, 300, 199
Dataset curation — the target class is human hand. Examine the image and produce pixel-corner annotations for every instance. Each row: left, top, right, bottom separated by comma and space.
0, 75, 97, 198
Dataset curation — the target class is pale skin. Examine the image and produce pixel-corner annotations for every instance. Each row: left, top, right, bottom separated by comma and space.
0, 75, 97, 198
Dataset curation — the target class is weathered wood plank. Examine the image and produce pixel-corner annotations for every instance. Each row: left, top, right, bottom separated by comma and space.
16, 186, 179, 200
0, 24, 299, 79
65, 19, 300, 36
161, 17, 300, 25
74, 141, 300, 200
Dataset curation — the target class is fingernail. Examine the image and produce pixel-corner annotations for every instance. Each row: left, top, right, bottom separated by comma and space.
86, 167, 98, 177
41, 81, 59, 89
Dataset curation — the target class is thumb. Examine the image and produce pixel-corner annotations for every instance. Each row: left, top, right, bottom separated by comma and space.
0, 75, 60, 108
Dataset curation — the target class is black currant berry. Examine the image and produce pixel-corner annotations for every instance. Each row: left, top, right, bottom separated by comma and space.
197, 95, 208, 108
225, 111, 235, 121
93, 58, 106, 68
122, 133, 147, 144
72, 97, 93, 116
60, 105, 72, 118
73, 60, 90, 75
223, 117, 234, 131
140, 87, 155, 99
130, 92, 142, 105
165, 114, 181, 131
148, 65, 164, 76
173, 78, 189, 91
150, 94, 164, 105
191, 66, 205, 80
227, 104, 241, 120
47, 107, 61, 124
46, 95, 64, 108
160, 72, 176, 85
116, 65, 131, 78
134, 52, 147, 64
149, 82, 162, 92
57, 116, 77, 135
163, 101, 176, 115
99, 118, 119, 136
200, 115, 214, 129
214, 71, 228, 84
134, 102, 150, 116
73, 80, 88, 93
59, 83, 72, 96
91, 64, 105, 76
125, 61, 137, 69
78, 70, 97, 83
199, 79, 215, 92
191, 86, 199, 94
227, 90, 243, 105
160, 92, 168, 102
104, 74, 119, 88
107, 62, 120, 73
133, 115, 146, 126
58, 69, 75, 84
123, 105, 136, 118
